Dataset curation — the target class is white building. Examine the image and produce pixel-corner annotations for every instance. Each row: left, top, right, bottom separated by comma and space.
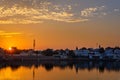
114, 49, 120, 59
74, 49, 89, 57
20, 51, 29, 56
104, 48, 114, 58
114, 49, 120, 54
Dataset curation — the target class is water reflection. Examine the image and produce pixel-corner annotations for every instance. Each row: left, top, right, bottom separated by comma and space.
0, 61, 120, 80
0, 61, 120, 73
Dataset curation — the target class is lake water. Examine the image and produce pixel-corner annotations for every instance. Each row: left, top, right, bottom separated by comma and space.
0, 61, 120, 80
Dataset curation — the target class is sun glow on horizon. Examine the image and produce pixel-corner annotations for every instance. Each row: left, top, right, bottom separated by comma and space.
8, 47, 12, 51
0, 0, 119, 50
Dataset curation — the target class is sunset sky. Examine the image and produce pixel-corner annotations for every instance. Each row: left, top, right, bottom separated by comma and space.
0, 0, 120, 50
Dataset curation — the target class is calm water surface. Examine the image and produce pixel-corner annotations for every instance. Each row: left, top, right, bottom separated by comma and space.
0, 61, 120, 80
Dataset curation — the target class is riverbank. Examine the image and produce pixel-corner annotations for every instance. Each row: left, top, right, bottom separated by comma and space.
1, 55, 120, 62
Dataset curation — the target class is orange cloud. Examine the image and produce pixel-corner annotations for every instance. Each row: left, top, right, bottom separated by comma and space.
0, 1, 108, 24
0, 2, 88, 24
0, 31, 22, 37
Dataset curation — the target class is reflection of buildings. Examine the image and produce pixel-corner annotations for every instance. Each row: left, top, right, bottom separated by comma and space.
33, 66, 35, 80
0, 61, 120, 73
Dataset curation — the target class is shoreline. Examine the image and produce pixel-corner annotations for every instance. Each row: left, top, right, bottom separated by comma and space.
1, 56, 120, 62
0, 58, 120, 72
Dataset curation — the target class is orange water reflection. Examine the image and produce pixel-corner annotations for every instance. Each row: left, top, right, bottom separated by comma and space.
0, 61, 120, 80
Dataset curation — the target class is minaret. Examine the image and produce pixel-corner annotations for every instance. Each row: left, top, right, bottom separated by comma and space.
33, 39, 35, 50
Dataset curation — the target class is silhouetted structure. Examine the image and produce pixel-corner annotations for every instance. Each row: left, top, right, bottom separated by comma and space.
33, 39, 36, 50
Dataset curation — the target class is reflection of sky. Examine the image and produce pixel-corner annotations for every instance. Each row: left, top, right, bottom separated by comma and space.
0, 0, 119, 24
0, 64, 120, 80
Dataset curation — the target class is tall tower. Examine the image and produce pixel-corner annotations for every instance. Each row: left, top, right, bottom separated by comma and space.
33, 39, 35, 50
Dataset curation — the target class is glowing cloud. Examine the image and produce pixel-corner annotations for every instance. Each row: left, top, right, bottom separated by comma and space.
0, 0, 108, 24
0, 31, 22, 37
81, 6, 106, 17
81, 7, 97, 17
